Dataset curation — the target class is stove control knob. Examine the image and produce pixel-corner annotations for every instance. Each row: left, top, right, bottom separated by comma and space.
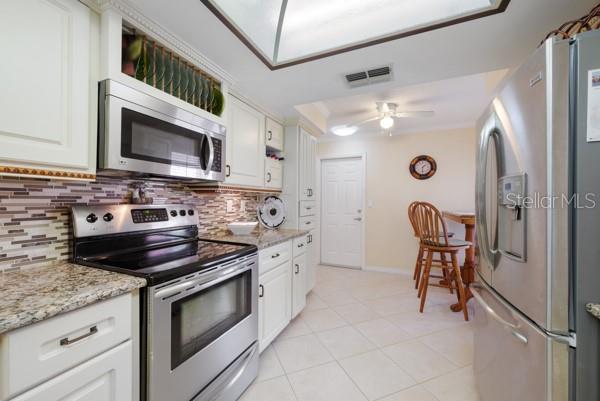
86, 213, 98, 223
103, 213, 114, 222
170, 210, 178, 217
179, 210, 186, 216
187, 209, 195, 216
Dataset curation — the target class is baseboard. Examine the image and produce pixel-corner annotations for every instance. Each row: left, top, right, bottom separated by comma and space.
363, 265, 413, 276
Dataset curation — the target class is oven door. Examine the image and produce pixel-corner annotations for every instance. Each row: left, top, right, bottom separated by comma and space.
100, 81, 225, 181
147, 255, 258, 401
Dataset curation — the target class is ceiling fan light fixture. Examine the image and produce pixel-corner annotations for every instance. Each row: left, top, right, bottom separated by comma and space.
331, 125, 358, 137
380, 116, 394, 129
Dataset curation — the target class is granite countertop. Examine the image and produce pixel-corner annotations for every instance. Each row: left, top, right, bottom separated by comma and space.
0, 262, 147, 335
205, 228, 309, 249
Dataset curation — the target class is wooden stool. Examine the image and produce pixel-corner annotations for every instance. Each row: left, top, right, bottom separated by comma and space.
412, 202, 470, 321
408, 201, 454, 293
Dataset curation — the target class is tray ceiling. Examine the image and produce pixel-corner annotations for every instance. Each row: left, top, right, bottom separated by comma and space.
201, 0, 510, 69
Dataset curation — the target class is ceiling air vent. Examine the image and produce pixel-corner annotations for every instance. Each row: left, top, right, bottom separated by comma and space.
344, 65, 393, 88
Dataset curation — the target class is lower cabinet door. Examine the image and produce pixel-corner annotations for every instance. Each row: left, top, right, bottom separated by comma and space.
306, 232, 317, 294
292, 253, 307, 318
11, 341, 132, 401
259, 263, 291, 352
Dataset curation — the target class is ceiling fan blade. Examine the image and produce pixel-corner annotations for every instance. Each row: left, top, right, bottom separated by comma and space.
354, 116, 381, 126
393, 111, 435, 118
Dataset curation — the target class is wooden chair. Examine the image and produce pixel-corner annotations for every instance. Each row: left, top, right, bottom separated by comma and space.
412, 202, 470, 321
408, 201, 453, 292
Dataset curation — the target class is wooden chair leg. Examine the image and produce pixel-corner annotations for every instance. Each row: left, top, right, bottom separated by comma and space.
414, 245, 424, 289
451, 252, 469, 321
417, 249, 428, 298
440, 252, 453, 294
419, 250, 433, 313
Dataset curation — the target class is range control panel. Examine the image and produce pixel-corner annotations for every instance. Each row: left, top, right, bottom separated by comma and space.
131, 208, 169, 223
72, 204, 198, 238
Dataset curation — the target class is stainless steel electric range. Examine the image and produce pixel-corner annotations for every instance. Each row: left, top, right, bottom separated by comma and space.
71, 204, 258, 401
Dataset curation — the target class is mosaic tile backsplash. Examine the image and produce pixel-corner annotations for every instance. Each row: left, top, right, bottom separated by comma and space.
0, 176, 261, 272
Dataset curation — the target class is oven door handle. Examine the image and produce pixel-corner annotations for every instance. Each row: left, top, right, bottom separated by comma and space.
154, 262, 254, 300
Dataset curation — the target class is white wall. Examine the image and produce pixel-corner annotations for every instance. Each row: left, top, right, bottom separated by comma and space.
318, 128, 476, 272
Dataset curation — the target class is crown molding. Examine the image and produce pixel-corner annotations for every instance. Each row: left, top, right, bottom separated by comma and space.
86, 0, 236, 85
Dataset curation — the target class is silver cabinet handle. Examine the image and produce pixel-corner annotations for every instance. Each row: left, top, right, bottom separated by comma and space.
353, 217, 362, 222
471, 286, 528, 344
259, 284, 264, 298
60, 326, 98, 346
266, 172, 272, 183
267, 130, 273, 141
226, 164, 231, 177
271, 253, 280, 259
295, 264, 300, 274
297, 243, 304, 248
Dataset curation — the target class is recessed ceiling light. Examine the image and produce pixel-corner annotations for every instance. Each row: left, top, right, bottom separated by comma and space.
331, 125, 358, 137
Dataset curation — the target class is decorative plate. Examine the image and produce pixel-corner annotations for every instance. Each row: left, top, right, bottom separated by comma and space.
257, 196, 286, 229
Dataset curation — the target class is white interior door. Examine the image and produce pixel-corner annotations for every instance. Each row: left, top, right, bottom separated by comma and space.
320, 157, 363, 268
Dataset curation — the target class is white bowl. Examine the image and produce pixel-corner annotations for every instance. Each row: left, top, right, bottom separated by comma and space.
227, 222, 258, 235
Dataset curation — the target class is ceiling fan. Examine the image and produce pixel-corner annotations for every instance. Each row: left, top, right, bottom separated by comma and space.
358, 102, 435, 130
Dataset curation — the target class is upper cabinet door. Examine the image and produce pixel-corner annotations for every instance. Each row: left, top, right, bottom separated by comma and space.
0, 0, 96, 178
226, 96, 265, 187
265, 118, 284, 151
299, 129, 317, 201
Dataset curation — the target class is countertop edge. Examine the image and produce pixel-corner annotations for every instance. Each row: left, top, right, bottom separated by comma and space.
0, 264, 147, 335
203, 229, 309, 250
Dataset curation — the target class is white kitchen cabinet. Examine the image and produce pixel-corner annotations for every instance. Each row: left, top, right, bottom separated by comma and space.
226, 96, 266, 188
10, 341, 132, 401
265, 158, 283, 190
265, 118, 284, 151
0, 293, 137, 401
291, 252, 307, 318
298, 128, 317, 201
258, 261, 291, 352
306, 232, 317, 293
0, 0, 98, 179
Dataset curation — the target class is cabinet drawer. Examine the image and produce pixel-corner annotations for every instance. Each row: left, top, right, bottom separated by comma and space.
293, 236, 307, 257
299, 215, 317, 231
259, 241, 292, 275
11, 340, 132, 401
265, 158, 283, 189
299, 201, 316, 217
265, 118, 284, 151
1, 294, 132, 398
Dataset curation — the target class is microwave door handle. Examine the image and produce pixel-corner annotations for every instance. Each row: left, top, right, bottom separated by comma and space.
205, 134, 214, 175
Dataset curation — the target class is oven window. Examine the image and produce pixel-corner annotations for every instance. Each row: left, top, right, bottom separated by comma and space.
121, 108, 210, 169
170, 270, 251, 370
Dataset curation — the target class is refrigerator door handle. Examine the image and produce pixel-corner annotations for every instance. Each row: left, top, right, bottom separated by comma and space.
472, 284, 528, 344
476, 125, 500, 268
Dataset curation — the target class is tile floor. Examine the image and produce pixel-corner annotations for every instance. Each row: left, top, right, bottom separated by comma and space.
240, 265, 480, 401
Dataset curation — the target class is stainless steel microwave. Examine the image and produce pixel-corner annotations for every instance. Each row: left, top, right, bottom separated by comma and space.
98, 79, 226, 181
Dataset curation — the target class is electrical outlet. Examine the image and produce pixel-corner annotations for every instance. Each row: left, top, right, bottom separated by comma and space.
226, 200, 235, 213
240, 200, 247, 212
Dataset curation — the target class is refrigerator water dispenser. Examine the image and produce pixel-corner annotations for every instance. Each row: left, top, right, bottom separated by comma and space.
497, 174, 527, 262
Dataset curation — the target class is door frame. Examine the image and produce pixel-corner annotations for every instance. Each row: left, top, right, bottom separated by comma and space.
317, 152, 367, 270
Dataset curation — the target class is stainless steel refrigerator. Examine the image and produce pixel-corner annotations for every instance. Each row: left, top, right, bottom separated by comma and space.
474, 30, 600, 401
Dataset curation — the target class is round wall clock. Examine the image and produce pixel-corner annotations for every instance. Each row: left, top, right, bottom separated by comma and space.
409, 155, 437, 180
